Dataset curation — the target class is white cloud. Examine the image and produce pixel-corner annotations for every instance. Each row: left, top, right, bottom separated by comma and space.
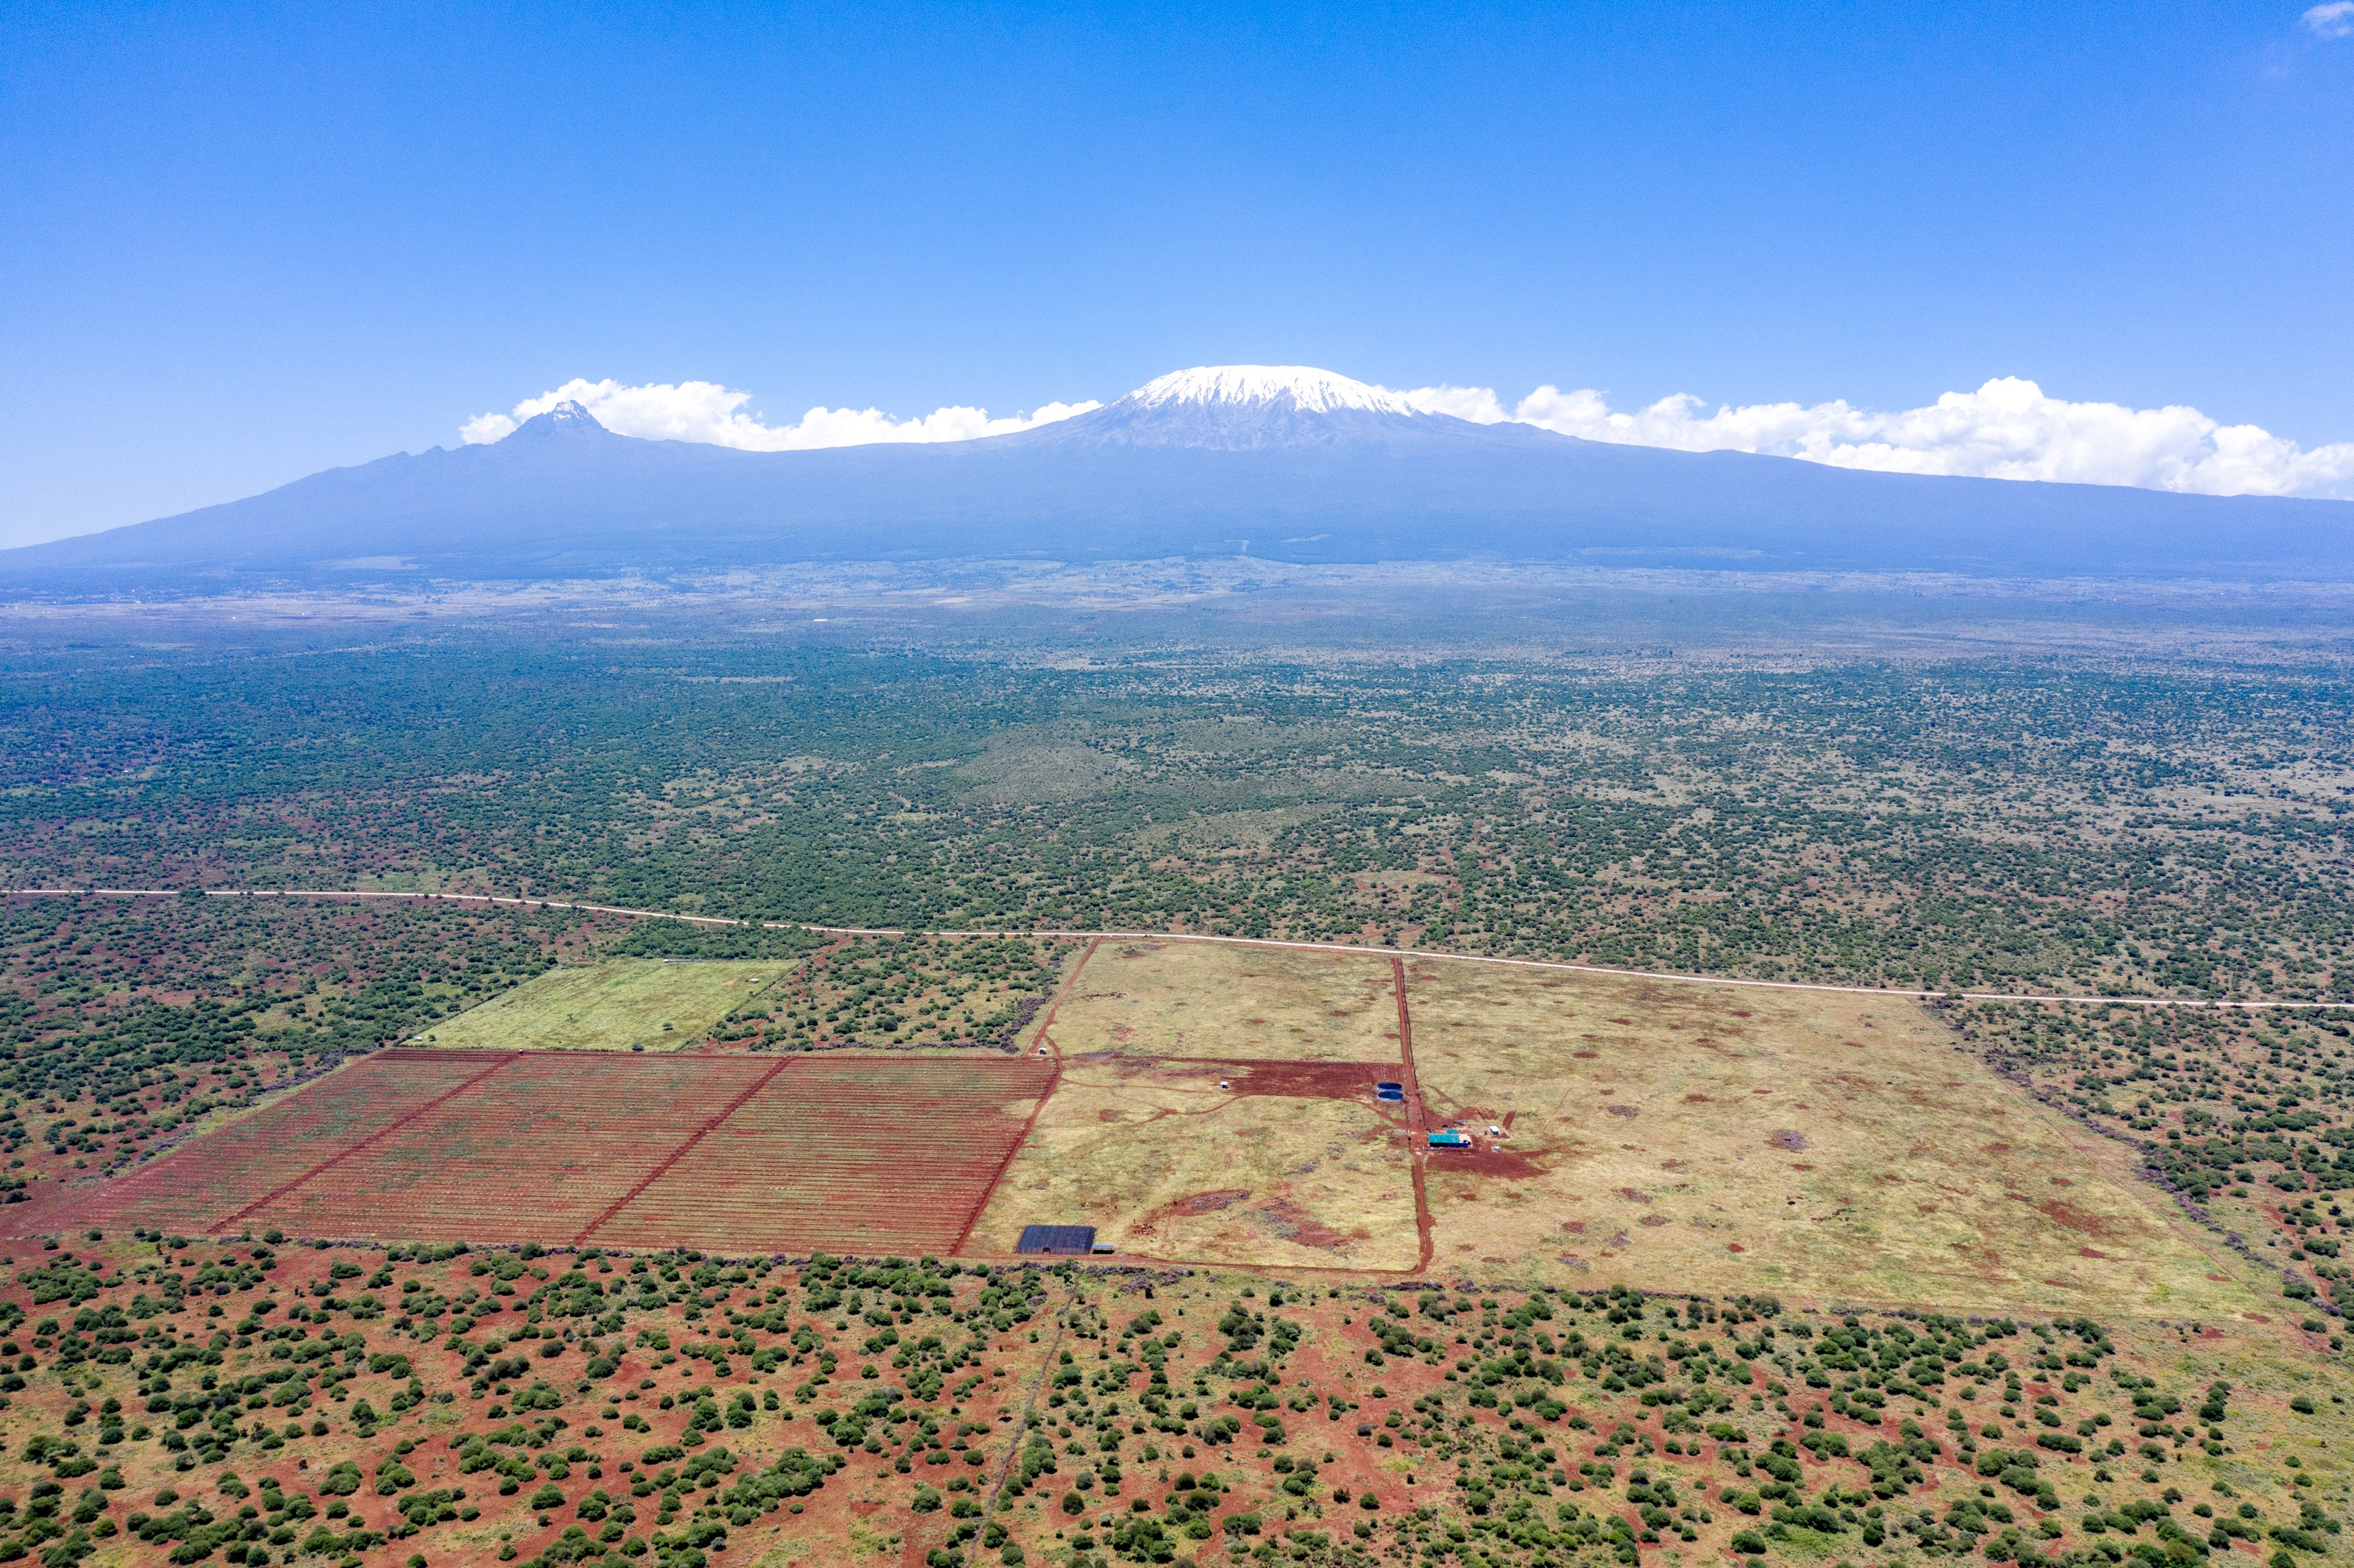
1387, 375, 2354, 500
2304, 1, 2354, 38
463, 370, 2354, 501
459, 377, 1100, 451
1393, 383, 1511, 424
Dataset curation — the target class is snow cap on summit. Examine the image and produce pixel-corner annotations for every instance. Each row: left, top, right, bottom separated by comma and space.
1126, 366, 1427, 417
1026, 363, 1458, 450
505, 399, 613, 439
538, 400, 605, 428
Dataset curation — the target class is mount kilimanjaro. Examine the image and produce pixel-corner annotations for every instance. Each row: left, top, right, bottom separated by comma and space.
9, 365, 2353, 588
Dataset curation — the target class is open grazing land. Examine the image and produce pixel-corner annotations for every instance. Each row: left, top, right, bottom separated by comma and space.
1395, 961, 2247, 1319
4, 593, 2354, 1568
970, 941, 2252, 1320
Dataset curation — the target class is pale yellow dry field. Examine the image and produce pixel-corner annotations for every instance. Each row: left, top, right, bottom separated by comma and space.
968, 1052, 1420, 1271
1028, 938, 1401, 1061
422, 958, 786, 1052
972, 940, 2258, 1316
1401, 958, 2260, 1318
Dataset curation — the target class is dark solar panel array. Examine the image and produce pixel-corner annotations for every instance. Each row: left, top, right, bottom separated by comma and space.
1015, 1224, 1098, 1255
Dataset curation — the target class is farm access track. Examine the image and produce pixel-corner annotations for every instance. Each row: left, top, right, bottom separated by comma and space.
7, 885, 2347, 1013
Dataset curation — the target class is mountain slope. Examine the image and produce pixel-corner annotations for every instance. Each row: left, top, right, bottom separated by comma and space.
8, 366, 2353, 587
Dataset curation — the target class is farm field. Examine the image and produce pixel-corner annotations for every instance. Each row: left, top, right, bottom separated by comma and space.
35, 1051, 1053, 1257
593, 1055, 1056, 1255
1032, 938, 1404, 1061
37, 936, 2266, 1331
419, 957, 786, 1051
59, 1050, 505, 1235
969, 1052, 1422, 1271
1399, 958, 2258, 1318
244, 1052, 782, 1245
978, 940, 2263, 1324
10, 626, 2354, 1568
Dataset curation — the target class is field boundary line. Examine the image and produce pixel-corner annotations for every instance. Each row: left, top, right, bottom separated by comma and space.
950, 936, 1099, 1255
571, 1056, 796, 1247
1392, 955, 1434, 1277
1028, 934, 1100, 1069
11, 885, 2352, 1011
205, 1051, 524, 1234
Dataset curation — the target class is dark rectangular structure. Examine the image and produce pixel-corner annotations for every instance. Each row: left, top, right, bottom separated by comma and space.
1016, 1224, 1098, 1255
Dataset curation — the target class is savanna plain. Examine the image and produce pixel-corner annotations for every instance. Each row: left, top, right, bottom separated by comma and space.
4, 578, 2354, 1568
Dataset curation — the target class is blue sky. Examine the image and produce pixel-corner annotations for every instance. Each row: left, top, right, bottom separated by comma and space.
3, 1, 2350, 546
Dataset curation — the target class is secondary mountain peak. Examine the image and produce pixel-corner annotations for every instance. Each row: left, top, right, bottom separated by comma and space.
1126, 364, 1427, 417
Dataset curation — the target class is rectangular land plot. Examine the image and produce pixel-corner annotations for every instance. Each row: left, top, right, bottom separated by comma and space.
60, 1050, 1054, 1257
1036, 938, 1401, 1061
1401, 958, 2258, 1317
71, 1050, 501, 1232
423, 958, 786, 1051
241, 1053, 780, 1244
591, 1056, 1056, 1255
967, 1054, 1422, 1271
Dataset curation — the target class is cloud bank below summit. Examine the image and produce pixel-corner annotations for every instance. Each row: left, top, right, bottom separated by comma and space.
1405, 379, 2354, 501
458, 379, 1104, 452
463, 373, 2354, 502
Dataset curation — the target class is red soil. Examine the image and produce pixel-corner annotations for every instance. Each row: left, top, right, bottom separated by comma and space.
40, 1050, 1056, 1258
1188, 1058, 1404, 1103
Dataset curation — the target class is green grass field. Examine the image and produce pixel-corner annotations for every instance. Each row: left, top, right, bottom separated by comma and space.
420, 958, 787, 1052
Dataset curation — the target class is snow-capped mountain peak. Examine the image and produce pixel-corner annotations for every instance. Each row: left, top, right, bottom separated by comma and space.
1023, 363, 1462, 450
505, 399, 615, 441
1126, 365, 1426, 417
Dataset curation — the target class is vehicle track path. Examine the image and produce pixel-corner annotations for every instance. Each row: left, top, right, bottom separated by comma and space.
962, 1285, 1071, 1568
1392, 955, 1434, 1277
8, 884, 2341, 1011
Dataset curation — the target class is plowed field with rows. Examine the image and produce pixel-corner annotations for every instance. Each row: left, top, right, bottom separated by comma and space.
592, 1056, 1057, 1255
249, 1052, 783, 1244
67, 1049, 499, 1233
47, 1050, 1056, 1255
